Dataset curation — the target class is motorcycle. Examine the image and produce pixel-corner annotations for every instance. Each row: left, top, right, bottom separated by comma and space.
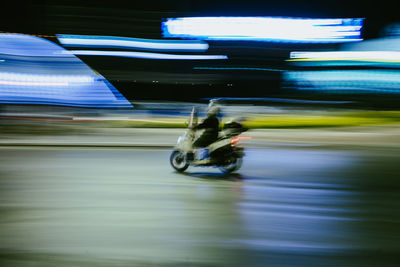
170, 106, 249, 174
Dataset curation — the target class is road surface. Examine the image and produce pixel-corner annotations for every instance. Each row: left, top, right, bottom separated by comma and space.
0, 146, 399, 266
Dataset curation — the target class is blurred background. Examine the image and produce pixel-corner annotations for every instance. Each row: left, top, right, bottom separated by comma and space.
1, 1, 400, 266
1, 0, 400, 104
1, 0, 400, 121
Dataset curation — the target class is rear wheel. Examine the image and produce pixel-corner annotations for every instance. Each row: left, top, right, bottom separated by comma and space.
219, 157, 242, 174
170, 150, 189, 172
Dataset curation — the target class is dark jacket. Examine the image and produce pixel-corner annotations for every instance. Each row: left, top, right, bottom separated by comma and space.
193, 115, 219, 148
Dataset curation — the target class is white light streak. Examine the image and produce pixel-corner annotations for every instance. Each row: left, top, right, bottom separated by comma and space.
57, 35, 209, 51
0, 72, 94, 83
0, 80, 69, 86
290, 51, 400, 62
69, 50, 228, 60
162, 17, 363, 42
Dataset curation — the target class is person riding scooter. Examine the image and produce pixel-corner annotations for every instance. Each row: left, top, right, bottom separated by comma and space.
192, 101, 221, 161
170, 101, 247, 173
193, 105, 220, 148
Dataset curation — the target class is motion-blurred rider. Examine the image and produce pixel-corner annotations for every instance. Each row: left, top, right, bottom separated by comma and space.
192, 100, 221, 160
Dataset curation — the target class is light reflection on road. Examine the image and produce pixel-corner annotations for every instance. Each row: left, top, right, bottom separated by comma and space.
0, 147, 399, 266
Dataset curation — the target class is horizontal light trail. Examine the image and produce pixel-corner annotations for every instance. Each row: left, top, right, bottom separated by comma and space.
0, 72, 95, 87
0, 80, 68, 86
290, 51, 400, 62
67, 50, 228, 60
57, 34, 209, 51
162, 17, 363, 42
193, 67, 284, 71
284, 69, 400, 93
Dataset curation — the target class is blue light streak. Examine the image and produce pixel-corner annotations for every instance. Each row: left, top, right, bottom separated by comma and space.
193, 67, 284, 72
162, 17, 363, 43
57, 34, 209, 52
284, 70, 400, 94
68, 50, 228, 60
0, 33, 132, 108
201, 97, 354, 104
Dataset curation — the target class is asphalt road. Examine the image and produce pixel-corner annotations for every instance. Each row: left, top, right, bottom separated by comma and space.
0, 146, 399, 266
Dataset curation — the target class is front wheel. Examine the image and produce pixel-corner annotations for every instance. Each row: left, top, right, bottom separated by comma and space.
219, 157, 243, 174
170, 150, 189, 172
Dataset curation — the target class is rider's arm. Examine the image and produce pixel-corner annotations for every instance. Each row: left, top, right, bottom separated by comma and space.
193, 118, 210, 130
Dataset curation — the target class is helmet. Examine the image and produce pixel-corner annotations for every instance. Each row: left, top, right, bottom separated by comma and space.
207, 105, 220, 116
207, 99, 221, 116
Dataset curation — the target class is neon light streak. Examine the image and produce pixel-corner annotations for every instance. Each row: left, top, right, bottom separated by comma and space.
68, 50, 228, 60
290, 51, 400, 62
0, 72, 94, 83
194, 67, 284, 71
284, 70, 400, 93
57, 34, 209, 51
0, 80, 68, 86
0, 33, 132, 108
162, 17, 363, 42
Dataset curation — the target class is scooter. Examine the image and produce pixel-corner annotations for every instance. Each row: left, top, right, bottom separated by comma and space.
170, 106, 249, 174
